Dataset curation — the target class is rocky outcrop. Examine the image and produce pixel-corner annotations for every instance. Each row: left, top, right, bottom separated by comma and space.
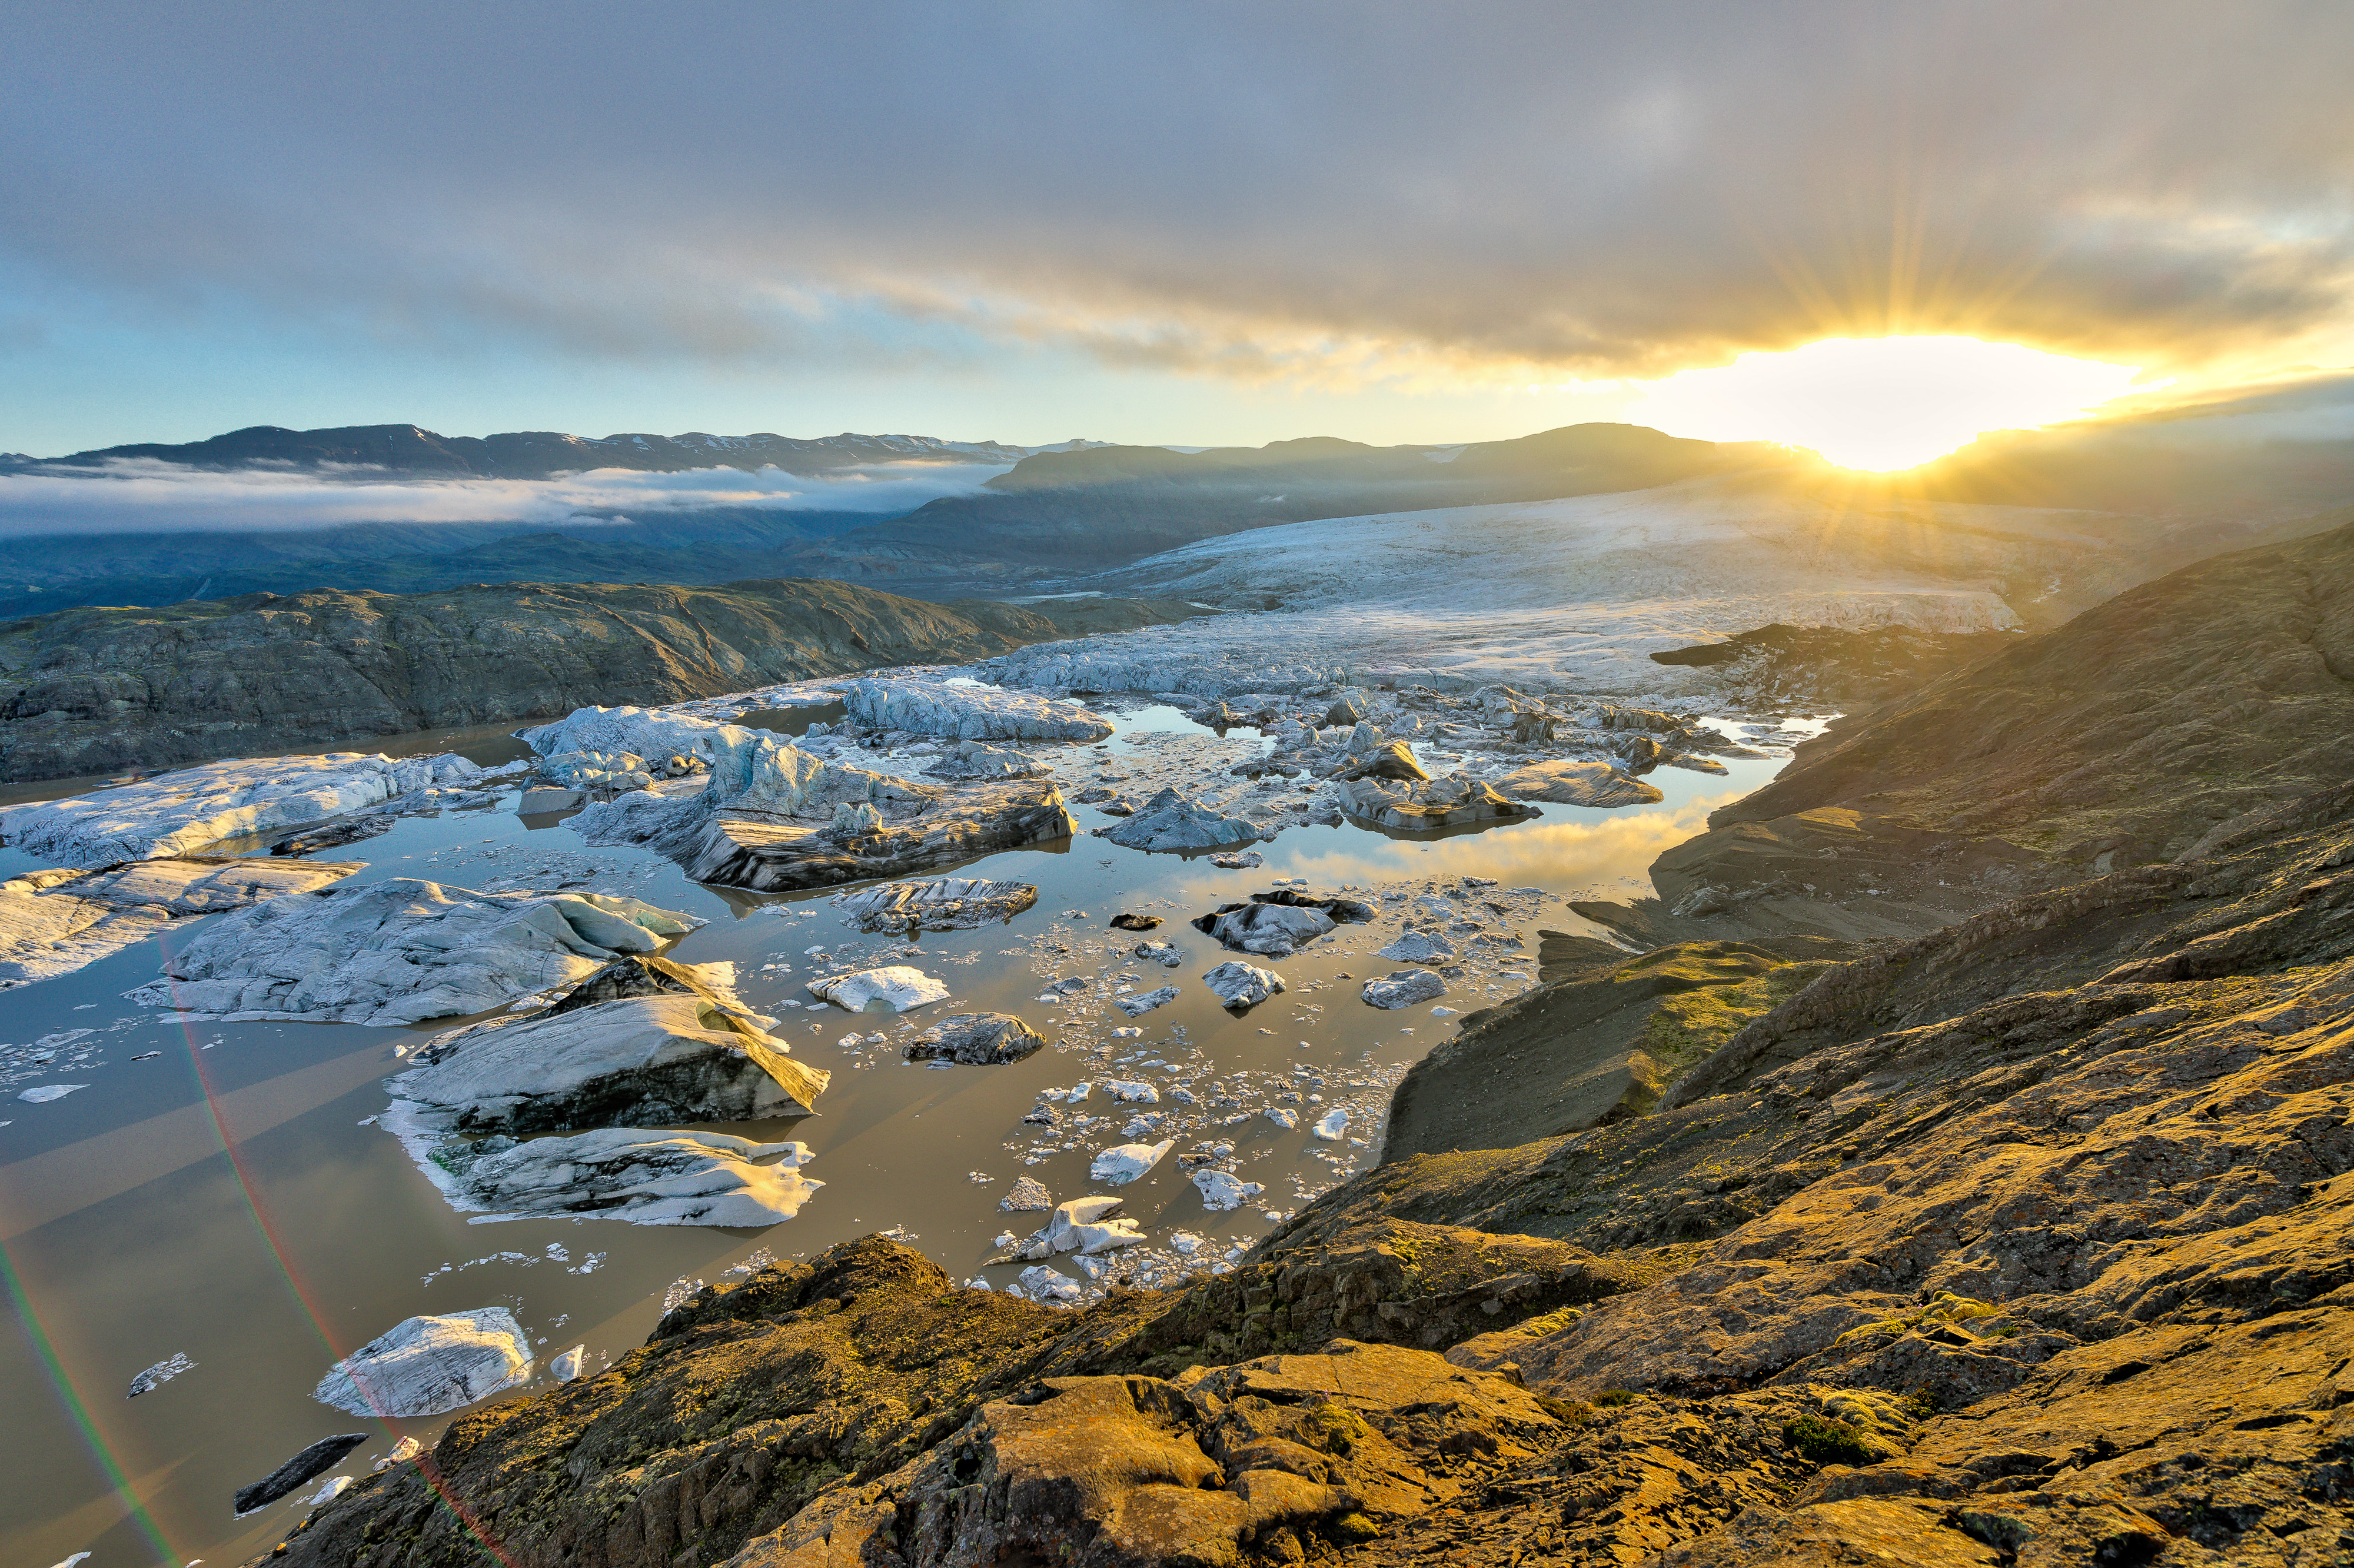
841, 677, 1113, 741
1381, 937, 1850, 1160
0, 854, 361, 988
0, 578, 1141, 783
1, 750, 492, 863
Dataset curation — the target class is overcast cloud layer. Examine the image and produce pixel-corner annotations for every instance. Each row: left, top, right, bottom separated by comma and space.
0, 460, 1009, 538
4, 1, 2352, 442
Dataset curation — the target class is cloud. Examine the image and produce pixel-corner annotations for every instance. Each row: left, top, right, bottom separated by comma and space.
1, 2, 2350, 404
0, 458, 1010, 538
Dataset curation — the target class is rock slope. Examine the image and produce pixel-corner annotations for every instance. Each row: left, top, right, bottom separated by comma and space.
0, 579, 1186, 783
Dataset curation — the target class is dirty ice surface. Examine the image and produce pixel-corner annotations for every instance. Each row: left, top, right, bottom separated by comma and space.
0, 694, 1817, 1567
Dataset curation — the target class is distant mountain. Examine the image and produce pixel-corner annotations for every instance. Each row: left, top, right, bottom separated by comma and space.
6, 424, 1101, 479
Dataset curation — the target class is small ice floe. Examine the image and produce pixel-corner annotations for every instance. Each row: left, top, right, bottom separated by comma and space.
1362, 970, 1447, 1008
130, 1050, 162, 1061
232, 1433, 369, 1515
1312, 1108, 1351, 1140
1209, 851, 1264, 869
1029, 1194, 1145, 1255
1110, 1026, 1144, 1038
1170, 1231, 1203, 1255
806, 966, 949, 1012
305, 1474, 354, 1507
127, 1351, 195, 1397
1016, 1264, 1082, 1303
411, 1126, 824, 1227
1202, 961, 1284, 1011
17, 1084, 86, 1103
550, 1344, 586, 1382
1066, 1081, 1092, 1103
1105, 1078, 1161, 1103
999, 1176, 1052, 1212
993, 1230, 1018, 1248
1264, 1107, 1299, 1130
312, 1308, 533, 1418
1133, 941, 1185, 967
1192, 1169, 1264, 1211
1431, 1006, 1459, 1018
1115, 986, 1179, 1016
1376, 930, 1458, 963
373, 1436, 421, 1472
1089, 1138, 1175, 1185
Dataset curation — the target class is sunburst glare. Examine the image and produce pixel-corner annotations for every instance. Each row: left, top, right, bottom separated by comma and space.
1630, 335, 2150, 471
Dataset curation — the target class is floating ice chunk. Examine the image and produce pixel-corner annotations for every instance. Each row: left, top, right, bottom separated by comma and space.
425, 1128, 822, 1227
1133, 941, 1185, 967
1170, 1231, 1202, 1255
1066, 1081, 1092, 1103
126, 1351, 194, 1396
1115, 986, 1179, 1016
1312, 1108, 1350, 1140
233, 1434, 370, 1514
830, 877, 1038, 933
1208, 851, 1264, 869
374, 1436, 421, 1472
1016, 1264, 1083, 1303
1105, 1078, 1161, 1104
903, 1012, 1045, 1064
1192, 1169, 1265, 1211
999, 1176, 1052, 1211
1203, 961, 1285, 1010
807, 966, 949, 1012
1362, 970, 1447, 1009
1431, 1006, 1459, 1018
1375, 929, 1459, 964
1089, 1138, 1175, 1186
17, 1084, 85, 1103
312, 1308, 532, 1418
1264, 1107, 1299, 1130
306, 1474, 354, 1507
551, 1345, 586, 1382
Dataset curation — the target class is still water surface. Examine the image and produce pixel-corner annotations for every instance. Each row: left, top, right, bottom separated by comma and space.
0, 707, 1808, 1565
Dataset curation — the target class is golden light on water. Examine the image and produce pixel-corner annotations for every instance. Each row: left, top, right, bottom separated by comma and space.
1630, 335, 2150, 471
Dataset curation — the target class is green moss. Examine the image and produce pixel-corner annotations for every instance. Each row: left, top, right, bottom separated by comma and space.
1325, 1512, 1382, 1543
1535, 1396, 1592, 1425
1592, 1388, 1637, 1407
1784, 1414, 1876, 1465
1301, 1401, 1372, 1456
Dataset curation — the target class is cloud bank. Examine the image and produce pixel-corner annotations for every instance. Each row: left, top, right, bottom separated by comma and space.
3, 1, 2350, 405
0, 460, 1010, 538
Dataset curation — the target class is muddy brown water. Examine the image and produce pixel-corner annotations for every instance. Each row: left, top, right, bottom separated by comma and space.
0, 705, 1812, 1566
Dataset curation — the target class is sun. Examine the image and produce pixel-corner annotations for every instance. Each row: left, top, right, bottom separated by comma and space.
1628, 335, 2149, 471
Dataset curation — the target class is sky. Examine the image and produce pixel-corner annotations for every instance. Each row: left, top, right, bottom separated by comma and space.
4, 1, 2352, 458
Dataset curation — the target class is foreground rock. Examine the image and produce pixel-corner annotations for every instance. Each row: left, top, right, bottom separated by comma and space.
1338, 774, 1541, 831
125, 880, 699, 1024
431, 1129, 822, 1226
572, 721, 1075, 891
312, 1309, 531, 1419
0, 855, 361, 989
1095, 785, 1264, 851
830, 876, 1038, 933
1, 751, 491, 863
389, 991, 829, 1134
1492, 757, 1664, 807
903, 1013, 1046, 1065
842, 677, 1113, 741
